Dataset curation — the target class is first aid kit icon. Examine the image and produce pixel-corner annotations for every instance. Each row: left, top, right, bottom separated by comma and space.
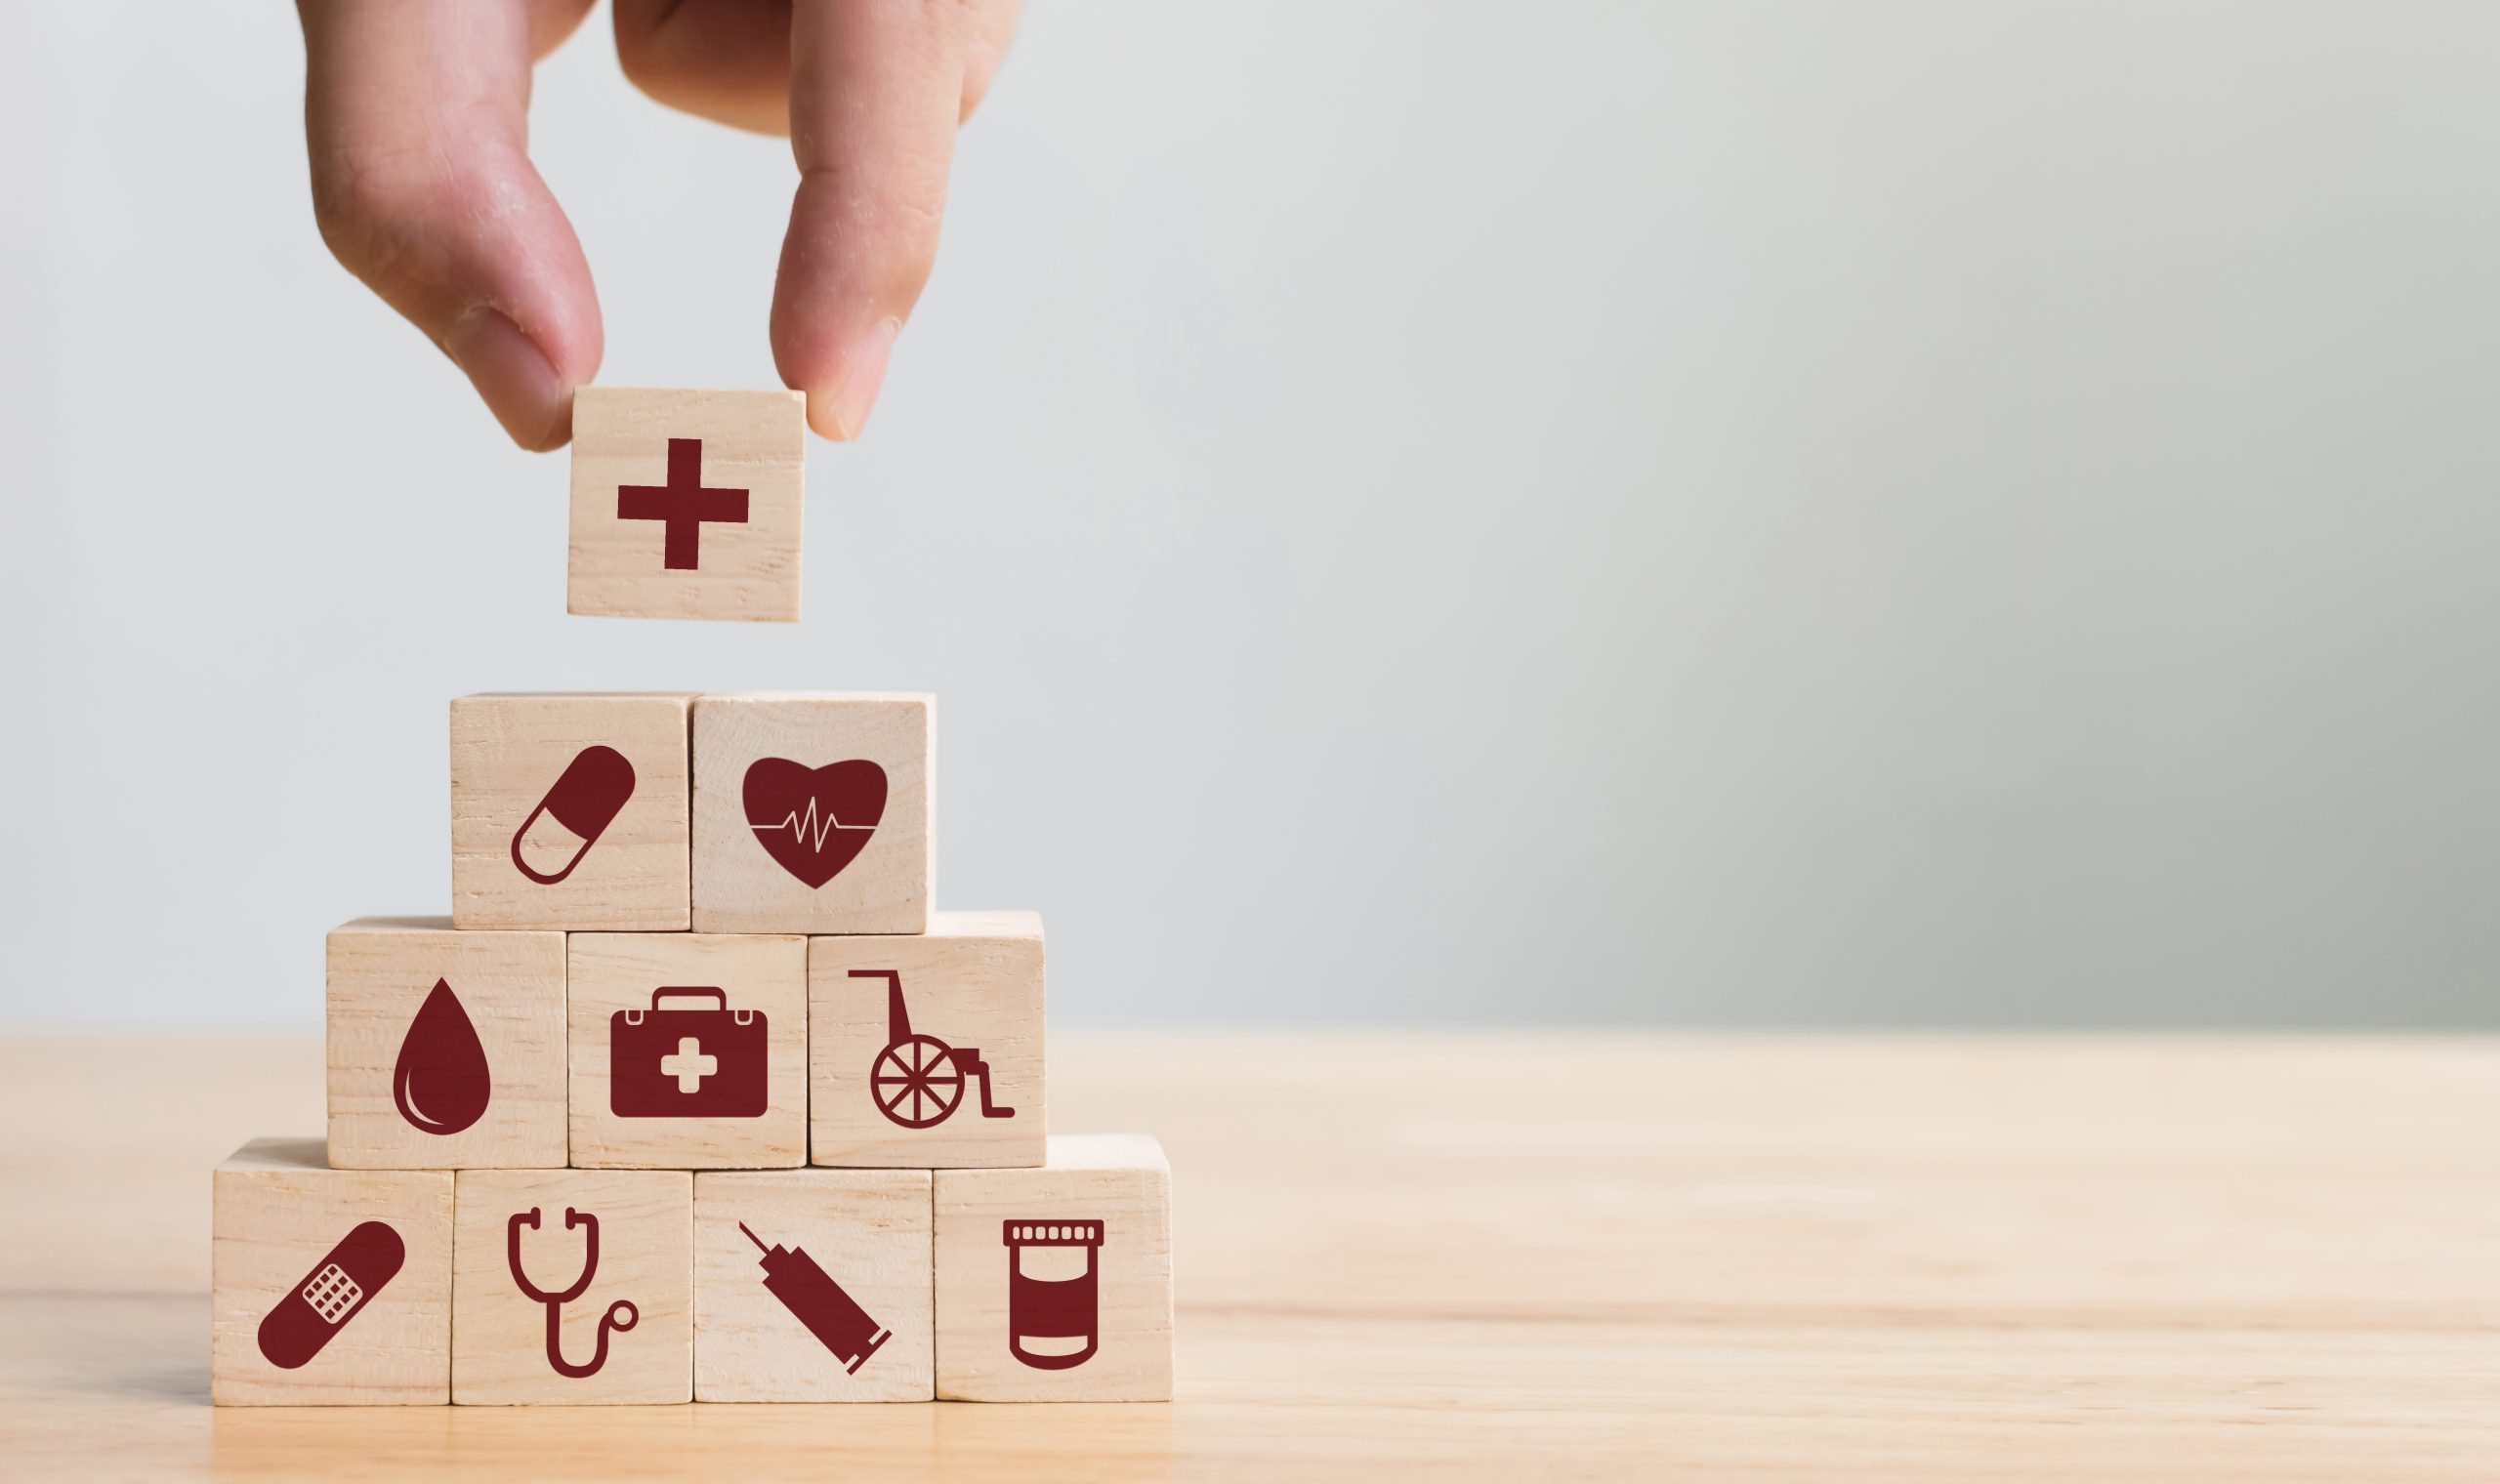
609, 987, 768, 1118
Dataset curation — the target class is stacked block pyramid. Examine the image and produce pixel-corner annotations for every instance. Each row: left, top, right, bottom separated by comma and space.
210, 690, 1175, 1404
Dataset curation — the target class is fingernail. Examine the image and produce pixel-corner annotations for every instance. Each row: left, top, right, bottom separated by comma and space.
445, 306, 571, 451
811, 316, 900, 441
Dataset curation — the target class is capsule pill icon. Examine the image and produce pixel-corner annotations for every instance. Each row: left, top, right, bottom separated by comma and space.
511, 745, 636, 885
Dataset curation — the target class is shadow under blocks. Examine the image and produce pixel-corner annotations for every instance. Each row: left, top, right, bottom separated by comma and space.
216, 683, 1173, 1405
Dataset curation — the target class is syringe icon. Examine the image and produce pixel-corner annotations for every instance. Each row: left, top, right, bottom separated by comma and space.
738, 1221, 892, 1375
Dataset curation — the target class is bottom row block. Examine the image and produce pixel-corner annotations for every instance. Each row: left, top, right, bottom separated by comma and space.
696, 1169, 935, 1401
453, 1167, 697, 1404
211, 1134, 1171, 1405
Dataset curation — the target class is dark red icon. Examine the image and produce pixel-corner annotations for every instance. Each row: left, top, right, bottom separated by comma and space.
1003, 1220, 1103, 1371
610, 987, 768, 1118
853, 969, 1015, 1130
737, 1222, 891, 1374
393, 979, 489, 1136
617, 436, 747, 570
512, 744, 636, 885
257, 1220, 404, 1369
744, 758, 886, 888
508, 1206, 638, 1379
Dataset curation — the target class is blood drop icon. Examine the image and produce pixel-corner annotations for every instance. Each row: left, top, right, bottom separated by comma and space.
393, 979, 490, 1135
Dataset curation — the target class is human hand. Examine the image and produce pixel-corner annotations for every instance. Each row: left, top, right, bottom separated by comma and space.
298, 0, 1020, 450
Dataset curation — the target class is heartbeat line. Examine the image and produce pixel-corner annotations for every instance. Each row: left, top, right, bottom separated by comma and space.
753, 799, 876, 853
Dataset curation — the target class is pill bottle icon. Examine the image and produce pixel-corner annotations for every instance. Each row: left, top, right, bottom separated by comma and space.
511, 745, 636, 885
1002, 1219, 1104, 1371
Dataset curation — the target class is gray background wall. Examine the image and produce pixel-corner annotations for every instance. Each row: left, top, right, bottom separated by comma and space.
4, 3, 2495, 1028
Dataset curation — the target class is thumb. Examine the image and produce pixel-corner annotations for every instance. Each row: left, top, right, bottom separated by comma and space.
771, 0, 972, 441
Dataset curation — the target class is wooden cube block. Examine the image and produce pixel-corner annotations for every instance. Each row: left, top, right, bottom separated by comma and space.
450, 692, 692, 930
567, 932, 809, 1169
810, 913, 1046, 1169
452, 1169, 692, 1405
692, 1170, 933, 1401
567, 387, 806, 623
934, 1134, 1173, 1401
689, 692, 933, 934
326, 918, 566, 1170
211, 1137, 452, 1406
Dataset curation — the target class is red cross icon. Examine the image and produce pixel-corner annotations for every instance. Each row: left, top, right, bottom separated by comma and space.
616, 437, 748, 570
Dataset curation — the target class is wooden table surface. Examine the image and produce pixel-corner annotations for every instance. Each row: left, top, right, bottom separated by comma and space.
4, 1031, 2497, 1480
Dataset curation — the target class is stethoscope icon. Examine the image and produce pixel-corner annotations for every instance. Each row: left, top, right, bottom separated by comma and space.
507, 1206, 639, 1379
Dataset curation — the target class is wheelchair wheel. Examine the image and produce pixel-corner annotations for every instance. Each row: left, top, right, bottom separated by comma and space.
871, 1035, 966, 1128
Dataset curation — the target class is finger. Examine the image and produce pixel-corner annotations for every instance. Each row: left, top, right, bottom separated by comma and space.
772, 0, 975, 441
960, 0, 1021, 120
612, 0, 1017, 133
612, 0, 793, 138
299, 0, 602, 451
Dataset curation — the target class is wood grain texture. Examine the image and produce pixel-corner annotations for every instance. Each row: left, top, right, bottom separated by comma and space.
935, 1134, 1172, 1401
11, 1033, 2500, 1478
449, 693, 691, 931
452, 1169, 692, 1405
325, 919, 566, 1170
567, 934, 809, 1170
689, 693, 934, 935
694, 1170, 933, 1402
210, 1139, 451, 1406
566, 388, 805, 623
811, 912, 1045, 1168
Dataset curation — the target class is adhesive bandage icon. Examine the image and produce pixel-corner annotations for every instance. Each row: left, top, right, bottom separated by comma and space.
1002, 1220, 1104, 1371
511, 744, 636, 885
256, 1220, 404, 1370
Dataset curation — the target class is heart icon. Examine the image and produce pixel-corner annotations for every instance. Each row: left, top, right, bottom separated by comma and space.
743, 758, 888, 888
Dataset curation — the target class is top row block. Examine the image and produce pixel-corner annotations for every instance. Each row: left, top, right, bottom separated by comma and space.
568, 388, 807, 624
452, 692, 931, 936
